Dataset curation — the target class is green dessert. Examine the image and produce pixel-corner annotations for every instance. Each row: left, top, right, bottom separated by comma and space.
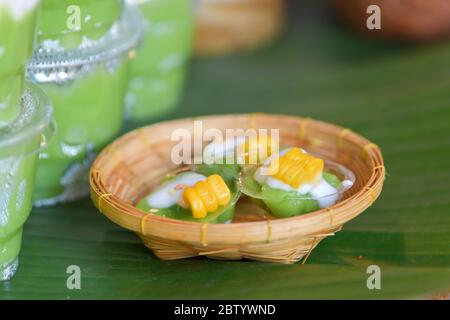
0, 0, 40, 126
253, 172, 343, 217
28, 5, 142, 204
0, 83, 53, 281
241, 147, 355, 218
37, 0, 123, 50
34, 62, 130, 202
126, 0, 194, 122
137, 164, 240, 223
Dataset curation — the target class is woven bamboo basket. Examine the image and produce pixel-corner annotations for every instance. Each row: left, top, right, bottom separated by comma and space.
194, 0, 286, 56
89, 113, 385, 264
330, 0, 450, 42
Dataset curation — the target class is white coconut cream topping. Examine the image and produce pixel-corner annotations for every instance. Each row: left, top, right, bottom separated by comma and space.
145, 172, 207, 209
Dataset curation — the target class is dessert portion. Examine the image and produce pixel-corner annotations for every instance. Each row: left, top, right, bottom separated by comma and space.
126, 0, 194, 122
37, 0, 124, 50
137, 164, 240, 223
0, 0, 40, 126
0, 1, 43, 279
0, 83, 53, 281
0, 155, 37, 280
0, 0, 40, 75
34, 62, 130, 202
202, 133, 276, 166
241, 147, 355, 217
28, 4, 141, 205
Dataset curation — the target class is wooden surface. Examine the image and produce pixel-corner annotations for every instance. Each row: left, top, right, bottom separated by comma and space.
2, 0, 450, 299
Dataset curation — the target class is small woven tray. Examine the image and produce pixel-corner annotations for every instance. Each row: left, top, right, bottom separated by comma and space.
89, 113, 385, 264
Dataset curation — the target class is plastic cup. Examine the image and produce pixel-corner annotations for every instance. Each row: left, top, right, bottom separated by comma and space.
0, 82, 54, 281
28, 5, 142, 206
125, 0, 194, 122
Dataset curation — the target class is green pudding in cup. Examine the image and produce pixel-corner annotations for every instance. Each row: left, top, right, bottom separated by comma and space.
125, 0, 194, 123
37, 0, 124, 50
28, 6, 142, 205
0, 82, 54, 281
0, 0, 41, 126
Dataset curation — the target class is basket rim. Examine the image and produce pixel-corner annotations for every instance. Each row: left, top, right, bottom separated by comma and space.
89, 113, 385, 245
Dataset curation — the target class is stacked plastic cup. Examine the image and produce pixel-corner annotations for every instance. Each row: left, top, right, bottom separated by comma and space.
125, 0, 194, 123
0, 0, 56, 281
27, 0, 142, 205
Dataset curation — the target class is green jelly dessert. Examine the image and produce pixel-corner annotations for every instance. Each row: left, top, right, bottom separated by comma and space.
137, 164, 240, 223
0, 0, 40, 126
126, 0, 194, 122
256, 172, 342, 218
241, 147, 355, 218
0, 0, 40, 76
28, 6, 142, 205
34, 62, 130, 202
0, 83, 54, 281
38, 0, 123, 50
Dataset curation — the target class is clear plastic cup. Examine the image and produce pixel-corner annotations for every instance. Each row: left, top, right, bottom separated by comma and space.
0, 82, 54, 281
0, 0, 41, 126
27, 5, 142, 206
125, 0, 194, 122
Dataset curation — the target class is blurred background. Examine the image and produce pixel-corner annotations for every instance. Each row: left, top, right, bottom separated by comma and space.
2, 0, 450, 299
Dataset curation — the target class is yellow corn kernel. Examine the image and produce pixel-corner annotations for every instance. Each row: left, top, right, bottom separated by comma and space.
207, 174, 231, 206
285, 147, 303, 161
273, 157, 290, 180
283, 164, 303, 186
183, 188, 207, 218
270, 147, 324, 188
183, 174, 231, 218
194, 181, 218, 212
291, 169, 307, 188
